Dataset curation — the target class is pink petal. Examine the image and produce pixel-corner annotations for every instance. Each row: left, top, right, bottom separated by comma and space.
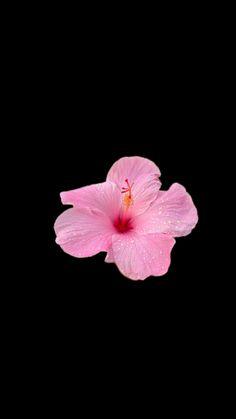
60, 181, 121, 220
106, 156, 161, 188
112, 232, 175, 280
54, 207, 116, 257
129, 173, 161, 216
135, 183, 198, 237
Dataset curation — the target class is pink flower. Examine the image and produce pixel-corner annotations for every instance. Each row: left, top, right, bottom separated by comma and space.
54, 156, 198, 280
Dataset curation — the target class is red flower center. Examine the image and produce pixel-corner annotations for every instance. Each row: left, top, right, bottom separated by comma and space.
114, 216, 133, 233
114, 178, 134, 233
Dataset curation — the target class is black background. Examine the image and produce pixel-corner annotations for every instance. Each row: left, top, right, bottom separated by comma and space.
43, 122, 209, 319
5, 4, 233, 412
10, 9, 229, 407
30, 13, 216, 337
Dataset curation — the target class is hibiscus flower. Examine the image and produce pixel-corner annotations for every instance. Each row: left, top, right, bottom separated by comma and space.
54, 156, 198, 280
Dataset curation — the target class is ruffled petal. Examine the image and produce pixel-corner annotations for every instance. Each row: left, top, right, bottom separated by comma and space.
135, 183, 198, 237
112, 232, 175, 280
54, 207, 115, 257
106, 156, 161, 188
128, 173, 161, 216
60, 181, 121, 220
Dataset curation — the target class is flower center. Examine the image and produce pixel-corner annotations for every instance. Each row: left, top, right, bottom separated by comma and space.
113, 178, 134, 233
121, 178, 134, 208
114, 216, 133, 233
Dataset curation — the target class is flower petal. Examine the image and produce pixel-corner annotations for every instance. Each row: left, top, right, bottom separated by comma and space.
106, 156, 161, 188
60, 181, 121, 220
112, 232, 175, 280
129, 173, 161, 216
135, 183, 198, 237
54, 207, 115, 257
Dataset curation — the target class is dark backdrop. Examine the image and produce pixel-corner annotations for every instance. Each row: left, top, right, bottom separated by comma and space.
34, 21, 214, 333
12, 11, 226, 408
43, 122, 209, 315
8, 6, 230, 411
